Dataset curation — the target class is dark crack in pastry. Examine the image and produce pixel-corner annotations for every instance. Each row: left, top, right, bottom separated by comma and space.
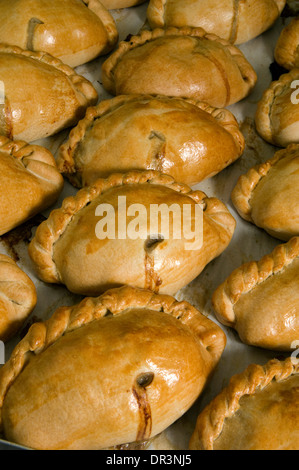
28, 170, 236, 296
0, 136, 64, 236
0, 285, 226, 450
0, 0, 118, 68
0, 254, 37, 342
231, 144, 299, 241
189, 357, 299, 450
212, 237, 299, 351
101, 0, 146, 8
101, 27, 257, 108
0, 45, 98, 142
147, 0, 286, 45
57, 94, 245, 188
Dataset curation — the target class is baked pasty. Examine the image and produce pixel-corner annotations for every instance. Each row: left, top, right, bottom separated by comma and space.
0, 255, 37, 343
212, 237, 299, 351
101, 0, 146, 8
0, 45, 98, 142
275, 17, 299, 70
255, 69, 299, 147
101, 27, 257, 108
147, 0, 286, 45
189, 357, 299, 450
28, 170, 236, 296
57, 94, 245, 188
0, 0, 118, 68
231, 144, 299, 241
0, 136, 64, 236
0, 285, 226, 450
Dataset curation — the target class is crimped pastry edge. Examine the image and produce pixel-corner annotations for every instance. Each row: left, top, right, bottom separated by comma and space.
83, 0, 119, 52
0, 284, 226, 432
189, 356, 299, 450
255, 68, 299, 146
28, 169, 236, 285
0, 135, 63, 187
101, 26, 257, 95
231, 143, 299, 223
0, 44, 98, 105
57, 94, 245, 185
274, 17, 299, 70
212, 236, 299, 325
0, 254, 37, 319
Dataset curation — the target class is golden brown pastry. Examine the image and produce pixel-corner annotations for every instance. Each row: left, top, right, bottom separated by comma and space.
0, 254, 37, 343
147, 0, 286, 45
212, 237, 299, 351
231, 144, 299, 241
0, 136, 64, 236
101, 27, 257, 108
28, 170, 236, 296
255, 69, 299, 147
189, 357, 299, 450
57, 94, 245, 188
275, 17, 299, 70
101, 0, 146, 8
0, 0, 118, 68
0, 45, 98, 142
0, 285, 226, 450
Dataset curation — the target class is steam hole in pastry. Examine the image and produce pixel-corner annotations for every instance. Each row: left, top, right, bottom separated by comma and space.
27, 18, 44, 50
136, 372, 154, 388
149, 130, 166, 142
145, 235, 164, 251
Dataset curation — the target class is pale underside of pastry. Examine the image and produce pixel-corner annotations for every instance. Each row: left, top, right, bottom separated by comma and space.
275, 17, 299, 70
0, 0, 118, 68
28, 170, 236, 296
147, 0, 286, 45
0, 44, 98, 142
0, 136, 64, 236
189, 357, 299, 450
101, 27, 257, 108
0, 254, 37, 343
231, 144, 299, 241
0, 285, 226, 450
255, 69, 299, 147
101, 0, 146, 8
57, 94, 245, 188
212, 237, 299, 351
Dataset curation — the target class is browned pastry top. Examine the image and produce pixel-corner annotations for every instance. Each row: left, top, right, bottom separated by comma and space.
0, 285, 226, 450
101, 27, 257, 108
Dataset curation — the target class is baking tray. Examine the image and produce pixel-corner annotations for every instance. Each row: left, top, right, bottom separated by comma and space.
0, 2, 295, 450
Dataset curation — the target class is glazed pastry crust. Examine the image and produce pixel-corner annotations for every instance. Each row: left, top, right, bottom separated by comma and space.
255, 69, 299, 147
0, 44, 98, 142
101, 27, 257, 108
0, 285, 226, 449
0, 0, 118, 68
275, 17, 299, 70
28, 170, 236, 296
0, 255, 37, 343
147, 0, 286, 45
189, 357, 299, 450
212, 237, 299, 350
231, 144, 299, 240
57, 94, 245, 187
0, 135, 64, 236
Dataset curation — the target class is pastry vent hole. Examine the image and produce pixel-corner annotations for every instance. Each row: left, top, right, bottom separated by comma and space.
145, 234, 164, 251
136, 372, 154, 388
